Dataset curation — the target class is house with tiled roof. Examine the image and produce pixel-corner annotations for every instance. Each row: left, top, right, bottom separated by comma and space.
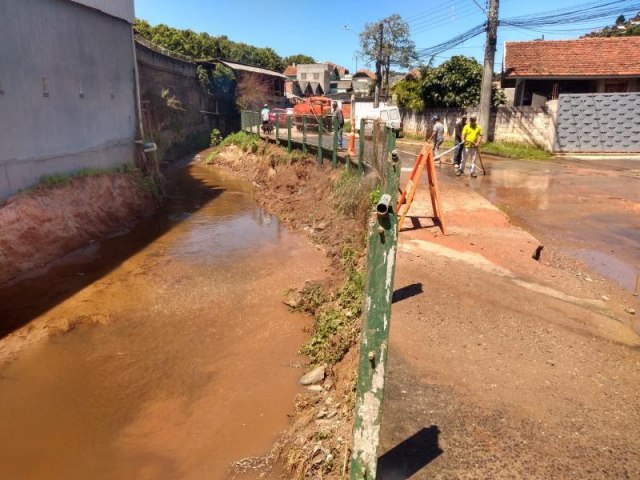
503, 37, 640, 106
352, 70, 376, 95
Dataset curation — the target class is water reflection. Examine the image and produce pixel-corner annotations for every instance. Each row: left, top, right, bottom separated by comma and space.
0, 161, 326, 480
469, 158, 640, 291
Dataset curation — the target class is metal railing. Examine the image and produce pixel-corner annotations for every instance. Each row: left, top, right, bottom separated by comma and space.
240, 110, 397, 176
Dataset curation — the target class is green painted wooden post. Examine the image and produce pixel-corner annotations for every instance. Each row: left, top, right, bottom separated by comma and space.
275, 114, 280, 144
350, 130, 401, 480
358, 118, 365, 175
302, 116, 307, 154
317, 117, 323, 166
287, 115, 292, 152
241, 111, 244, 131
332, 115, 338, 168
255, 112, 259, 135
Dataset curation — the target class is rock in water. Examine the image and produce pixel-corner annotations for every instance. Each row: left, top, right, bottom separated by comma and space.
299, 365, 326, 385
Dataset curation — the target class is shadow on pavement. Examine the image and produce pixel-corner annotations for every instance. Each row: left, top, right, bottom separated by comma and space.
377, 425, 443, 479
392, 283, 423, 304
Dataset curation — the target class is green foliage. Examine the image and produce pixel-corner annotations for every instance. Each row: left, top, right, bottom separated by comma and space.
343, 121, 352, 134
394, 56, 505, 110
368, 185, 381, 208
481, 142, 552, 161
583, 12, 640, 37
219, 131, 260, 153
393, 75, 425, 111
332, 168, 368, 218
205, 151, 218, 165
135, 18, 286, 71
160, 88, 185, 111
210, 128, 222, 147
36, 164, 139, 190
300, 247, 365, 365
283, 54, 316, 68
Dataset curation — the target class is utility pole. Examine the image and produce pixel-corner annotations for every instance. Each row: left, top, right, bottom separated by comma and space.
478, 0, 499, 138
374, 22, 383, 108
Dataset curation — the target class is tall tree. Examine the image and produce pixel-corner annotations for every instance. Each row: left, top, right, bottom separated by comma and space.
393, 56, 505, 110
134, 19, 285, 71
283, 54, 316, 67
359, 14, 417, 102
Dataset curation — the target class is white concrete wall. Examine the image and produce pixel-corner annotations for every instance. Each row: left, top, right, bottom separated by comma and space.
68, 0, 134, 23
0, 0, 137, 198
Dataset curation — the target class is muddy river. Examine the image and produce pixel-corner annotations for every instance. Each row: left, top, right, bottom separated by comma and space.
0, 160, 328, 479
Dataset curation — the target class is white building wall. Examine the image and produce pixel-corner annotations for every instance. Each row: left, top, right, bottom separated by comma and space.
68, 0, 134, 23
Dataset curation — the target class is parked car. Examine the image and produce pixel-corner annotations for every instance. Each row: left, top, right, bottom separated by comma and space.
269, 108, 292, 127
355, 106, 403, 137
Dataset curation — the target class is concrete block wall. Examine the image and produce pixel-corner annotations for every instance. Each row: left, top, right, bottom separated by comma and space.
400, 104, 557, 152
0, 0, 137, 199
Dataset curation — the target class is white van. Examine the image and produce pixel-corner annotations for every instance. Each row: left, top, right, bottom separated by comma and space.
355, 106, 403, 137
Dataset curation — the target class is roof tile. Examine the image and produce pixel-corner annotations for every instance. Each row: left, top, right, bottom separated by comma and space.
504, 37, 640, 78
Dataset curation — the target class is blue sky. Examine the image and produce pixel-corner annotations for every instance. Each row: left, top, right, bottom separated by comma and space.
134, 0, 637, 72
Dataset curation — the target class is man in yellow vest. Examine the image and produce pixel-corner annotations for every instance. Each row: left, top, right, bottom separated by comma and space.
458, 114, 483, 177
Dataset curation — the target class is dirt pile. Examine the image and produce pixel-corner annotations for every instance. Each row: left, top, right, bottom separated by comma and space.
0, 173, 156, 285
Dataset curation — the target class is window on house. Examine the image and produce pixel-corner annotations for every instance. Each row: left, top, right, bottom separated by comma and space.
301, 73, 307, 80
313, 73, 319, 80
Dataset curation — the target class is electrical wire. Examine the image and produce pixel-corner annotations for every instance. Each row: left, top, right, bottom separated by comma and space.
415, 0, 640, 60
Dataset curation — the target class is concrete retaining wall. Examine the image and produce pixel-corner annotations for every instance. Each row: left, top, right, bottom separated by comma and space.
400, 104, 557, 152
0, 0, 137, 199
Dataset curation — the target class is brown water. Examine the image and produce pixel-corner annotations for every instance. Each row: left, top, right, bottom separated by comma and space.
0, 161, 328, 479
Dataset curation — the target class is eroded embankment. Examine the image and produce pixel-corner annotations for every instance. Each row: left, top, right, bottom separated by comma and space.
206, 142, 372, 479
0, 173, 156, 285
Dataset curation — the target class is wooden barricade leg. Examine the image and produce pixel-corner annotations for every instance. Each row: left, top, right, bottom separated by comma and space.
425, 148, 448, 235
397, 144, 448, 235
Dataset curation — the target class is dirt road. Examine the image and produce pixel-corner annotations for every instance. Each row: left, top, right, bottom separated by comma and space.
378, 166, 640, 478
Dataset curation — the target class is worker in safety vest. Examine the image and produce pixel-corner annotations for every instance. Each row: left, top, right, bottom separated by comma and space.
458, 114, 483, 177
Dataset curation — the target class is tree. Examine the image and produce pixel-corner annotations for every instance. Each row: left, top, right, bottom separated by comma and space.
235, 74, 270, 110
583, 11, 640, 37
393, 74, 425, 111
393, 56, 505, 110
359, 14, 417, 101
134, 18, 286, 71
283, 54, 316, 67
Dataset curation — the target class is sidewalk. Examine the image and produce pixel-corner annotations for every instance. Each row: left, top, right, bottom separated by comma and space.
378, 173, 640, 478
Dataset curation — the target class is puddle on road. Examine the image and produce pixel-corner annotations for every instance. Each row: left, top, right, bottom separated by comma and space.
462, 158, 640, 292
0, 161, 327, 480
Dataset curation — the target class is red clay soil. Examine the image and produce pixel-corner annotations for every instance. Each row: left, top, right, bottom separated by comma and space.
0, 174, 156, 285
209, 144, 640, 479
377, 173, 640, 479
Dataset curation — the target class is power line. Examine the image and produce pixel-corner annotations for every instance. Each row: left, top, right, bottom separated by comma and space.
415, 0, 640, 60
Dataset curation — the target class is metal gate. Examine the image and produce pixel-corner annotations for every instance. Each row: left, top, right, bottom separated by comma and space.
555, 92, 640, 153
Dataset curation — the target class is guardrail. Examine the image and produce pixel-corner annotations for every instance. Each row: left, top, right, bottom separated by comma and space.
240, 110, 396, 177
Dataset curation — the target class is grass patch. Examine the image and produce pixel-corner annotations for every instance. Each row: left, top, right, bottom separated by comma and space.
36, 164, 136, 189
332, 168, 370, 218
299, 246, 364, 365
219, 131, 260, 153
481, 141, 552, 161
399, 132, 425, 142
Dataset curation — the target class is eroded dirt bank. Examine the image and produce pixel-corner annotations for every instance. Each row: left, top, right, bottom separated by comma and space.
0, 173, 156, 285
212, 143, 640, 479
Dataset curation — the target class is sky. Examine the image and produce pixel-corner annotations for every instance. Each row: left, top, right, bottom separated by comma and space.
134, 0, 637, 72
